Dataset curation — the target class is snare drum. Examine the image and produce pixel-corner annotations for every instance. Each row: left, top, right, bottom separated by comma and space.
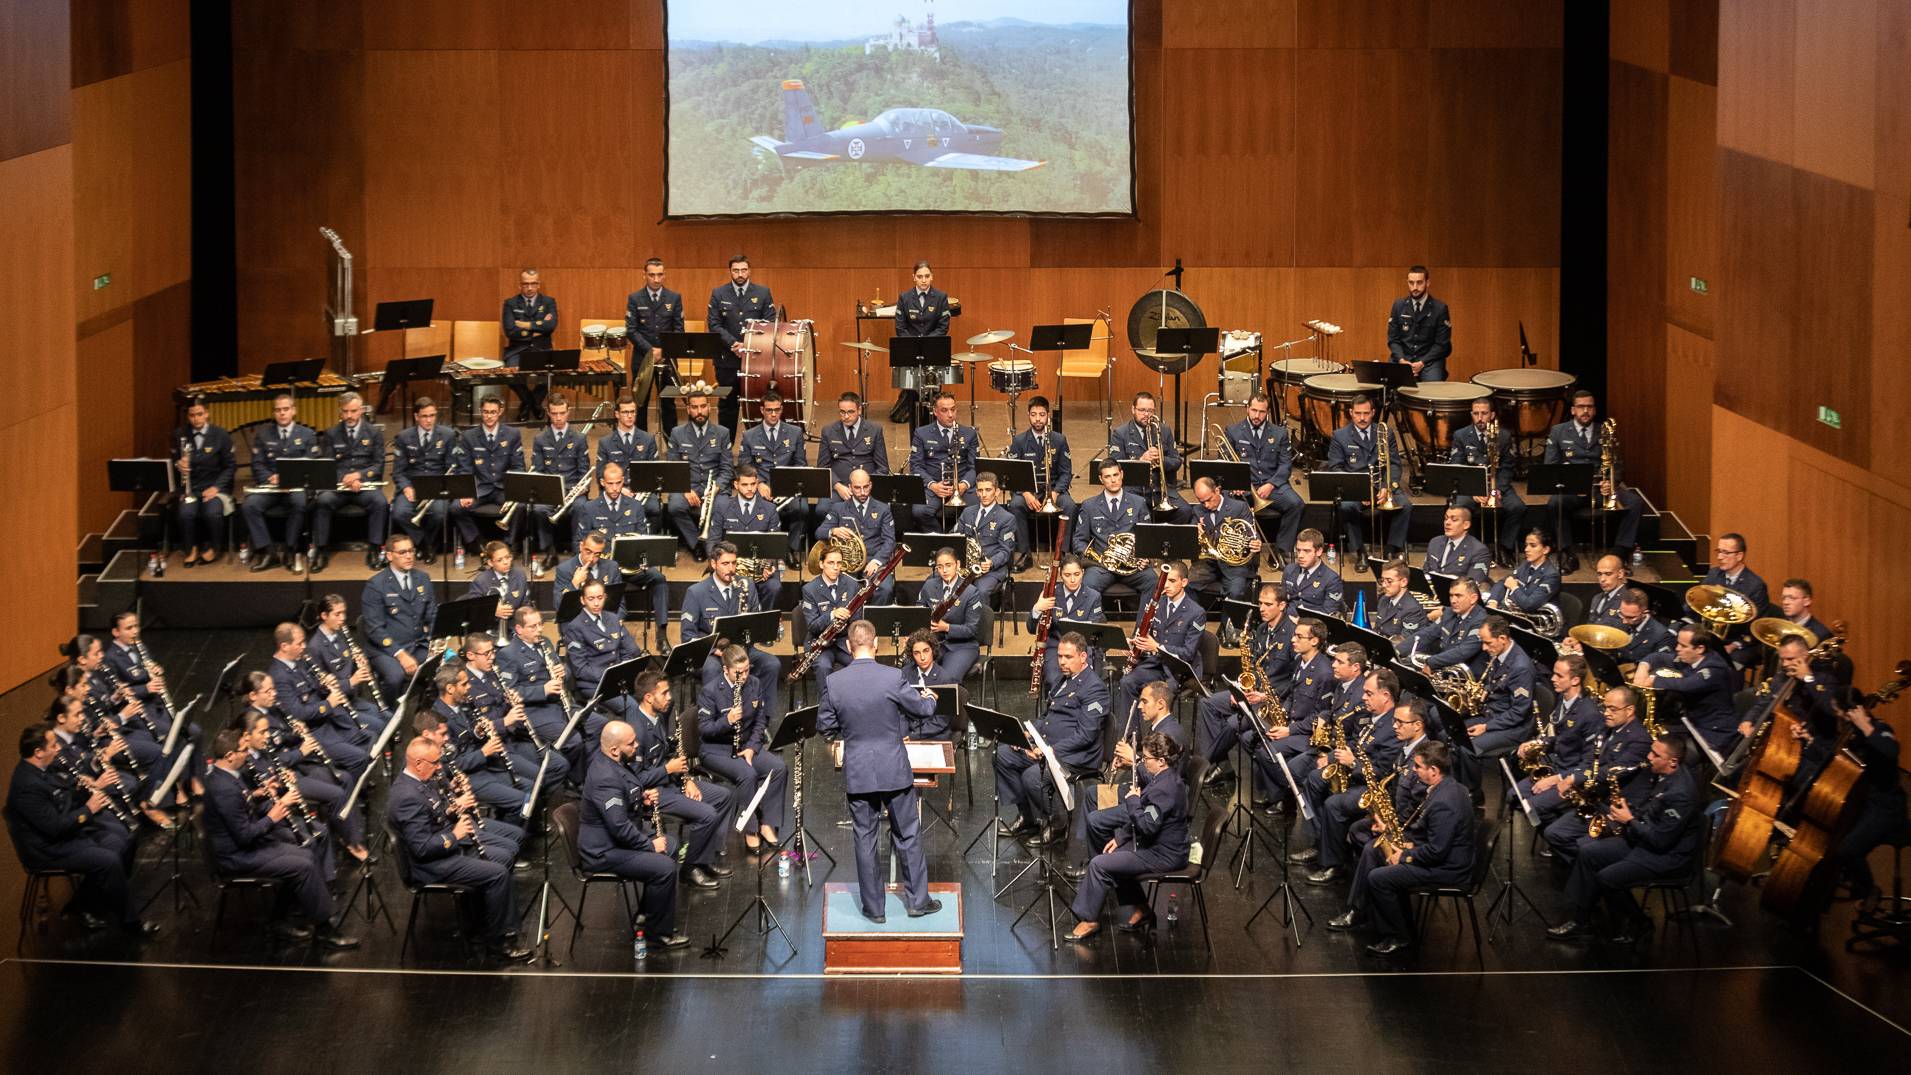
1271, 358, 1346, 421
1301, 373, 1380, 442
581, 325, 607, 351
989, 359, 1037, 394
1397, 383, 1490, 458
1472, 368, 1575, 439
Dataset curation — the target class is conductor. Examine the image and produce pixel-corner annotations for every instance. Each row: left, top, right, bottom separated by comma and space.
817, 619, 944, 923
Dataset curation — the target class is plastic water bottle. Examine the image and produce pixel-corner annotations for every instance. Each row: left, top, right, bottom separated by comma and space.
1166, 892, 1180, 925
453, 547, 466, 570
148, 552, 164, 578
237, 542, 250, 564
1631, 546, 1644, 566
1325, 544, 1339, 570
633, 926, 648, 961
777, 850, 791, 878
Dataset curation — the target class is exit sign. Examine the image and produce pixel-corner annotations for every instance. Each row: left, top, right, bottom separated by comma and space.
1688, 276, 1709, 294
1817, 406, 1841, 429
92, 273, 111, 291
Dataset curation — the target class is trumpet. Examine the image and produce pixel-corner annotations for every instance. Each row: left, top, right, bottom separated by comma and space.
1208, 423, 1271, 511
548, 472, 592, 523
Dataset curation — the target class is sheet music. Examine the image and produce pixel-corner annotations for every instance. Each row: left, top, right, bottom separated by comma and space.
906, 742, 949, 770
735, 772, 775, 832
1023, 720, 1074, 811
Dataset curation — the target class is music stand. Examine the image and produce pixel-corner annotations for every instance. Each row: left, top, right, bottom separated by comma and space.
1305, 470, 1370, 504
1153, 327, 1218, 444
135, 750, 204, 916
1131, 523, 1199, 564
431, 594, 496, 651
901, 534, 962, 566
770, 465, 830, 507
871, 474, 926, 519
1505, 621, 1559, 671
1030, 324, 1092, 352
728, 531, 789, 570
376, 354, 447, 415
370, 298, 433, 332
1216, 675, 1313, 944
275, 458, 336, 493
1214, 599, 1258, 635
1315, 616, 1398, 668
767, 705, 836, 887
260, 359, 326, 388
961, 705, 1033, 875
502, 472, 565, 534
1529, 462, 1596, 558
610, 535, 674, 572
519, 348, 581, 374
1420, 463, 1488, 502
977, 457, 1037, 499
1484, 756, 1552, 938
555, 583, 626, 625
110, 458, 176, 569
1056, 619, 1131, 676
860, 605, 931, 658
660, 332, 725, 361
711, 610, 781, 652
412, 472, 477, 590
1349, 360, 1416, 411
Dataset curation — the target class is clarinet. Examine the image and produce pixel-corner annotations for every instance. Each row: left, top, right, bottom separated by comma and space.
505, 685, 545, 751
470, 704, 523, 789
133, 640, 178, 715
92, 660, 154, 735
730, 678, 746, 758
273, 705, 341, 777
442, 767, 490, 858
535, 639, 576, 735
55, 753, 137, 826
302, 653, 366, 733
81, 694, 143, 779
343, 627, 392, 713
245, 756, 317, 845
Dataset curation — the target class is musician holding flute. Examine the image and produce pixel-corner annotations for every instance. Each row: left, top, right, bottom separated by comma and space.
819, 620, 942, 923
171, 395, 235, 567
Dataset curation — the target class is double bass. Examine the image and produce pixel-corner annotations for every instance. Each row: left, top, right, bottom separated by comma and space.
1712, 627, 1843, 883
1759, 659, 1911, 918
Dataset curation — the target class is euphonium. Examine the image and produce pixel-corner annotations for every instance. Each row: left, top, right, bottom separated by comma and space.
1209, 423, 1272, 511
1429, 664, 1488, 717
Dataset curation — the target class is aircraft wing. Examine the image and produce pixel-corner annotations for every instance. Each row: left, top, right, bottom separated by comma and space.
750, 135, 837, 160
921, 152, 1045, 172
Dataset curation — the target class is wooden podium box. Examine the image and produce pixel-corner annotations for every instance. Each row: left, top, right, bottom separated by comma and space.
821, 881, 963, 975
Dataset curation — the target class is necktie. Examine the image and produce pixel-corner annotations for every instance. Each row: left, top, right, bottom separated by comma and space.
487, 433, 496, 448
650, 290, 660, 303
398, 571, 410, 591
1580, 425, 1591, 447
624, 433, 632, 452
1414, 299, 1423, 316
280, 428, 289, 445
943, 427, 952, 447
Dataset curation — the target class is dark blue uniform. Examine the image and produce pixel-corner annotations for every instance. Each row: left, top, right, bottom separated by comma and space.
1418, 602, 1487, 673
5, 758, 136, 925
1386, 294, 1452, 382
1197, 615, 1296, 768
1115, 592, 1207, 718
361, 566, 435, 697
737, 418, 809, 552
1281, 559, 1344, 616
1424, 532, 1492, 583
579, 749, 679, 932
664, 419, 735, 551
1005, 426, 1075, 550
1073, 490, 1158, 597
266, 656, 372, 801
1642, 648, 1738, 753
594, 423, 664, 532
1563, 764, 1701, 925
1542, 419, 1645, 553
1491, 558, 1561, 619
172, 422, 236, 552
531, 421, 593, 556
1326, 420, 1412, 554
560, 610, 642, 740
1372, 590, 1432, 661
569, 491, 671, 632
1471, 644, 1538, 756
312, 419, 389, 552
817, 496, 898, 604
1584, 584, 1626, 628
390, 422, 460, 555
452, 421, 525, 550
1514, 692, 1602, 822
1030, 582, 1104, 690
1224, 416, 1304, 552
706, 279, 775, 437
1448, 421, 1526, 553
203, 762, 335, 924
893, 286, 952, 337
441, 697, 529, 816
1704, 565, 1772, 669
907, 420, 980, 531
705, 492, 782, 575
240, 420, 319, 553
496, 636, 574, 754
502, 292, 557, 361
388, 769, 517, 939
694, 674, 787, 835
818, 658, 940, 918
1615, 614, 1675, 667
918, 573, 984, 684
1187, 493, 1260, 602
630, 701, 734, 869
1352, 773, 1473, 943
1108, 419, 1188, 521
799, 573, 859, 694
466, 662, 568, 789
816, 418, 888, 494
1070, 761, 1190, 925
624, 285, 685, 430
956, 501, 1017, 601
995, 666, 1110, 833
679, 573, 782, 703
1543, 721, 1651, 856
306, 628, 390, 737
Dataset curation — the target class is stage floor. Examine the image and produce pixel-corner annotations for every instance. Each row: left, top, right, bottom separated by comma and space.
1, 630, 1904, 1069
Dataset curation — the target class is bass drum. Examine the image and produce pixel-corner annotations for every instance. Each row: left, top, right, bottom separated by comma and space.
1301, 373, 1380, 444
1270, 358, 1345, 423
738, 319, 817, 425
1396, 383, 1490, 459
1472, 368, 1575, 440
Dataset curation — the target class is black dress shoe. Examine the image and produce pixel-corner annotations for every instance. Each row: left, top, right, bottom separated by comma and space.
1003, 816, 1039, 837
249, 549, 277, 573
122, 919, 161, 937
491, 942, 535, 963
907, 899, 943, 918
1328, 910, 1361, 931
1365, 938, 1410, 955
1562, 552, 1581, 575
319, 929, 360, 950
181, 555, 196, 570
1547, 919, 1593, 941
1306, 865, 1343, 885
656, 931, 692, 949
417, 548, 435, 564
1064, 925, 1101, 943
1020, 822, 1066, 847
75, 912, 109, 931
274, 921, 315, 941
1289, 846, 1320, 865
1200, 766, 1234, 789
683, 866, 721, 888
308, 550, 329, 574
862, 910, 887, 924
705, 863, 735, 879
1061, 863, 1087, 881
1609, 919, 1653, 945
1116, 908, 1156, 933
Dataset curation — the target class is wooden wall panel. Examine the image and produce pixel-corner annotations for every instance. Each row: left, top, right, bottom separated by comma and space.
1293, 49, 1429, 267
1713, 150, 1792, 427
1667, 0, 1719, 85
1663, 324, 1713, 533
496, 50, 639, 268
1428, 0, 1562, 48
0, 0, 72, 160
1427, 47, 1563, 268
1608, 0, 1669, 73
0, 404, 79, 691
1297, 0, 1427, 49
75, 318, 136, 535
0, 148, 80, 419
362, 51, 502, 269
1607, 61, 1667, 304
1785, 169, 1871, 468
1160, 49, 1296, 267
232, 0, 363, 51
1162, 0, 1296, 49
72, 59, 193, 323
502, 0, 629, 51
360, 0, 501, 51
1791, 0, 1876, 189
1716, 0, 1794, 162
1872, 185, 1911, 480
133, 280, 195, 446
69, 0, 190, 87
1663, 76, 1716, 337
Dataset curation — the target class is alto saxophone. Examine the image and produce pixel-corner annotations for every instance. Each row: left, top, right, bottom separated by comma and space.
1319, 709, 1352, 795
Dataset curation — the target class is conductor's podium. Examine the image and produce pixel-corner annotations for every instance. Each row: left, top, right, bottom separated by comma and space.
821, 882, 964, 974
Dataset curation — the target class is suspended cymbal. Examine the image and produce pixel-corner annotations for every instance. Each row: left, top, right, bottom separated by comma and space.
1686, 584, 1755, 626
1568, 624, 1631, 652
1751, 617, 1817, 650
842, 341, 889, 353
952, 351, 994, 363
966, 329, 1015, 347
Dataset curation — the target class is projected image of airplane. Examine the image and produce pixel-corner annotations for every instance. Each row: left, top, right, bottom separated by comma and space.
749, 79, 1045, 172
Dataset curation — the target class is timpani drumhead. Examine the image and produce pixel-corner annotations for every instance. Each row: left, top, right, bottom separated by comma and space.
1471, 368, 1574, 392
1398, 383, 1490, 403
